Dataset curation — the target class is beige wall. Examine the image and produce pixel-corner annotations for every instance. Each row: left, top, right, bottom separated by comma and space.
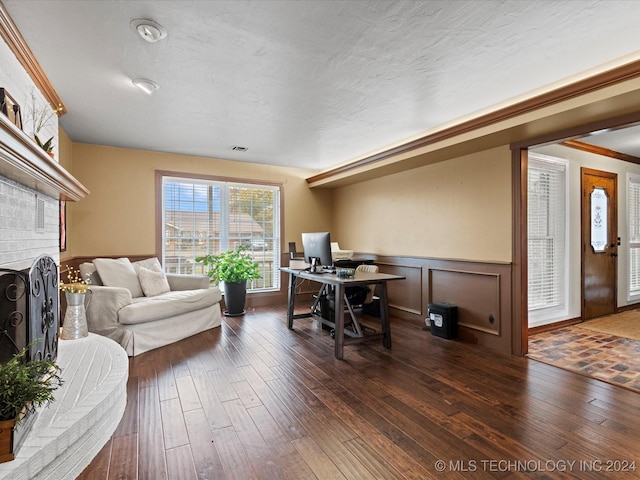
69, 143, 333, 257
331, 146, 513, 262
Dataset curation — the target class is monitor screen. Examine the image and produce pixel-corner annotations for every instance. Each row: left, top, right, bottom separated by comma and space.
301, 232, 333, 267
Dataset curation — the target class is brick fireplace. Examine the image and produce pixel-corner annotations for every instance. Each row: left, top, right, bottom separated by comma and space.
0, 24, 86, 273
0, 112, 88, 265
0, 11, 122, 477
0, 176, 60, 271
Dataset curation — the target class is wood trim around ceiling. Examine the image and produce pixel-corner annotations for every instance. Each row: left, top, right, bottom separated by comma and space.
307, 58, 640, 184
0, 3, 66, 116
561, 139, 640, 165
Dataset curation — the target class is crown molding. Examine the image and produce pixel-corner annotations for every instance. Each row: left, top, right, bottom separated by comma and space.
0, 2, 66, 116
307, 58, 640, 186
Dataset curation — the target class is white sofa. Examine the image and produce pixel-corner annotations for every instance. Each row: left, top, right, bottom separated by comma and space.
79, 257, 222, 356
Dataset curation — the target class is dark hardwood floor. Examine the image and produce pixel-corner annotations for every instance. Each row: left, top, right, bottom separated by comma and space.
78, 304, 640, 479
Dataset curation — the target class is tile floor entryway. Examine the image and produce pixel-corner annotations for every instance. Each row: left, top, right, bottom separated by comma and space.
528, 325, 640, 393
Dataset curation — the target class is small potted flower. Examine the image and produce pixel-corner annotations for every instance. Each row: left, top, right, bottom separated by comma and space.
59, 266, 91, 339
26, 89, 61, 157
0, 346, 62, 463
34, 135, 54, 156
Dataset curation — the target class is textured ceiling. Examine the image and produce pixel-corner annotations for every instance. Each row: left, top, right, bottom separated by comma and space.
4, 0, 640, 171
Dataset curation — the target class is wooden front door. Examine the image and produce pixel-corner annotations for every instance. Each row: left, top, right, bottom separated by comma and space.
581, 168, 618, 320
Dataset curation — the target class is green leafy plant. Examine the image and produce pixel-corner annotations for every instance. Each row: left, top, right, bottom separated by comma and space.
26, 88, 61, 154
196, 245, 261, 284
0, 347, 62, 424
35, 135, 54, 153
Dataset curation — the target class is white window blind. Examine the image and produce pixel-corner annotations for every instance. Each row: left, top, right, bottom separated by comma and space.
628, 174, 640, 297
528, 154, 567, 318
161, 175, 281, 292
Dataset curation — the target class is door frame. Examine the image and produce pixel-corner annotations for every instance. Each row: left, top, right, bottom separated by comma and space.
511, 112, 640, 356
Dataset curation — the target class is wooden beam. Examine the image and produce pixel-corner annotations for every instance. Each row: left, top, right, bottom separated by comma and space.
561, 139, 640, 165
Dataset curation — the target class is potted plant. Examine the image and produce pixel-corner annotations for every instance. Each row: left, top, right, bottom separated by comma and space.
26, 89, 61, 156
35, 135, 54, 156
196, 245, 261, 316
0, 347, 62, 463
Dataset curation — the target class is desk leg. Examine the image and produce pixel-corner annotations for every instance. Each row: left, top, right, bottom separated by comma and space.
379, 282, 392, 349
334, 283, 345, 359
287, 273, 296, 329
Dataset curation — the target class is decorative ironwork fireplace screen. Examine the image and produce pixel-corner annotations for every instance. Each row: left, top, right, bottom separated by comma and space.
0, 255, 58, 363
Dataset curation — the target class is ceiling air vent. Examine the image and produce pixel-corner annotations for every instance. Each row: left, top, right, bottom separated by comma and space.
231, 145, 248, 152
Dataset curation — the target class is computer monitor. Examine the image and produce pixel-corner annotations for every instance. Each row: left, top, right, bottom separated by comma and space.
301, 232, 333, 268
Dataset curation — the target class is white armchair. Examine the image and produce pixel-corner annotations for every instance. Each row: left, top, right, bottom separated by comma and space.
79, 257, 222, 356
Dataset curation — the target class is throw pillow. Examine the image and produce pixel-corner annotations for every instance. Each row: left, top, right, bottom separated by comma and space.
133, 257, 163, 274
138, 266, 171, 297
79, 262, 103, 286
93, 258, 144, 298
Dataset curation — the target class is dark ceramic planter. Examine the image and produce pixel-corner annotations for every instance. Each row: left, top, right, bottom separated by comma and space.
222, 281, 247, 316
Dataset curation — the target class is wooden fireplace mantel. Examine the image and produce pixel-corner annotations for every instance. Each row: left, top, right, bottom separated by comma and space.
0, 113, 88, 201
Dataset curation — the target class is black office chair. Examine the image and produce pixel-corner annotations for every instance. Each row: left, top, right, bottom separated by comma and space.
330, 264, 379, 338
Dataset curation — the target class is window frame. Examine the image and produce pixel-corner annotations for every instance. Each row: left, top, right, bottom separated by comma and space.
527, 153, 569, 326
156, 170, 283, 293
627, 173, 640, 302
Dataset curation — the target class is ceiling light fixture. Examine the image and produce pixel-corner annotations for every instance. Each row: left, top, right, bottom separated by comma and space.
132, 78, 159, 94
130, 18, 167, 43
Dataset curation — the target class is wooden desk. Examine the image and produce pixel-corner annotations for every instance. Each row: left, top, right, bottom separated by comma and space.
281, 267, 405, 359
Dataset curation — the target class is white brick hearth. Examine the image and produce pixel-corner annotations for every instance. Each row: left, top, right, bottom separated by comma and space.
0, 334, 128, 480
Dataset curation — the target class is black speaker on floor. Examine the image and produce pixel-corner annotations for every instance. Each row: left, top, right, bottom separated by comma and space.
427, 302, 457, 339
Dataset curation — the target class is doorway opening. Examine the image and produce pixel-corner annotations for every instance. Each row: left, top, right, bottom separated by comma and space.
519, 119, 640, 388
512, 113, 640, 357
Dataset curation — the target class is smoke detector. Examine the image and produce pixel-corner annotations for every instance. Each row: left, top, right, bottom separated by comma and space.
130, 19, 167, 43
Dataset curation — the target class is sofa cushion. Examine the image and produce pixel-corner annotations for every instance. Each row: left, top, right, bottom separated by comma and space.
118, 287, 222, 325
93, 258, 144, 298
166, 273, 210, 291
138, 266, 171, 297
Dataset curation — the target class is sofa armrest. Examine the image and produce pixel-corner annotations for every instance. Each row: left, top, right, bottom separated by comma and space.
166, 273, 210, 291
84, 286, 133, 350
86, 285, 133, 325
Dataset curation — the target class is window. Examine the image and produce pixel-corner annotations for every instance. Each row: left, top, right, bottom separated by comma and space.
528, 154, 568, 324
160, 174, 281, 292
628, 174, 640, 299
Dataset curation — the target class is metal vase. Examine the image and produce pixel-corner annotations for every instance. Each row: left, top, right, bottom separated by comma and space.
61, 292, 88, 340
